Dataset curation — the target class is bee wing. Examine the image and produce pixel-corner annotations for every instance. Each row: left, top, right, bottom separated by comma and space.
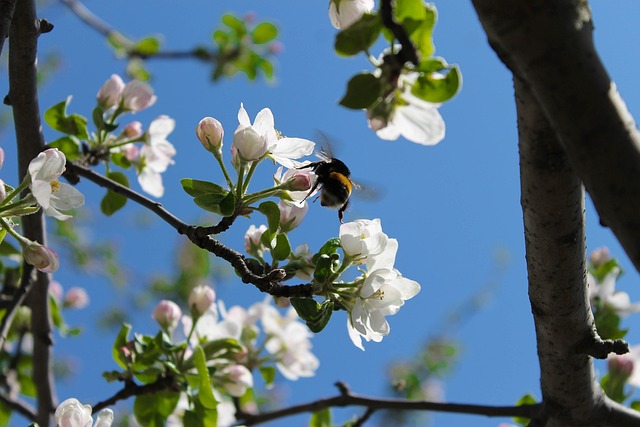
314, 130, 339, 160
350, 178, 383, 201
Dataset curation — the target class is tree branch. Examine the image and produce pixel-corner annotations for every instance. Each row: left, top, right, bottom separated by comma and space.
8, 0, 56, 424
471, 0, 640, 273
0, 264, 36, 349
92, 377, 178, 413
65, 161, 314, 298
0, 392, 36, 421
234, 382, 541, 426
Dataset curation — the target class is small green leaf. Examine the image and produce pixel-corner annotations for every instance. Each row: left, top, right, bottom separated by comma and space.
0, 229, 5, 247
395, 0, 427, 22
513, 393, 536, 426
222, 13, 246, 34
100, 172, 129, 216
180, 179, 226, 197
110, 152, 132, 169
312, 238, 341, 264
44, 97, 89, 139
260, 366, 276, 388
272, 233, 291, 261
411, 65, 461, 103
313, 253, 340, 284
406, 5, 437, 58
48, 136, 82, 161
252, 22, 278, 44
0, 239, 20, 256
194, 193, 227, 214
258, 201, 280, 234
291, 298, 334, 333
113, 324, 132, 369
194, 346, 218, 409
134, 36, 161, 55
133, 390, 180, 427
335, 14, 381, 56
631, 400, 640, 412
339, 73, 382, 109
127, 58, 151, 81
310, 408, 332, 427
219, 191, 236, 217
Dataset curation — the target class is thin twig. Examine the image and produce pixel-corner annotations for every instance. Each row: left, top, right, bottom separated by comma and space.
0, 392, 36, 420
379, 0, 419, 66
92, 377, 178, 413
0, 0, 17, 58
234, 386, 541, 426
0, 264, 36, 350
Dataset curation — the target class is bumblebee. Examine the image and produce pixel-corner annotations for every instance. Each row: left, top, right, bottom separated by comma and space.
299, 151, 355, 223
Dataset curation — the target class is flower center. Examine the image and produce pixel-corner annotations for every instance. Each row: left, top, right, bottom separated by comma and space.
49, 180, 61, 193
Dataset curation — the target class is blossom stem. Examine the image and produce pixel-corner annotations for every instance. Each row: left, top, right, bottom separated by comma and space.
0, 198, 37, 215
236, 164, 246, 201
0, 178, 30, 207
0, 217, 30, 247
213, 151, 235, 189
178, 321, 198, 369
242, 159, 261, 194
242, 185, 286, 206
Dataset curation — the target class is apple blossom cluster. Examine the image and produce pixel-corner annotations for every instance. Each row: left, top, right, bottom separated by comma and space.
243, 217, 420, 350
0, 147, 84, 273
107, 285, 318, 426
45, 74, 176, 209
55, 398, 113, 427
327, 0, 461, 145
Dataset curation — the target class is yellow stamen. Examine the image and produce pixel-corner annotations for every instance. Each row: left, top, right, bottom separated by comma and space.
49, 180, 61, 193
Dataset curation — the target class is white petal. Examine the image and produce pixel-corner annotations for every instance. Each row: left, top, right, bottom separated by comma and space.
138, 168, 165, 197
238, 103, 251, 126
394, 102, 445, 145
347, 316, 365, 350
270, 137, 315, 159
253, 108, 275, 135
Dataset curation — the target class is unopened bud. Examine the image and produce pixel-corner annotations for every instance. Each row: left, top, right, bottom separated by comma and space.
608, 353, 634, 380
123, 121, 143, 139
64, 287, 89, 309
590, 246, 611, 268
196, 117, 224, 153
152, 300, 182, 331
284, 172, 311, 191
188, 285, 216, 317
23, 242, 59, 273
97, 74, 125, 109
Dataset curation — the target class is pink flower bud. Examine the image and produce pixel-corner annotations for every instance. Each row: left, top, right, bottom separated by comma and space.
123, 121, 143, 139
23, 242, 59, 273
49, 280, 63, 302
590, 246, 611, 268
121, 80, 157, 112
285, 172, 311, 192
64, 287, 89, 309
220, 365, 253, 397
608, 353, 634, 380
196, 117, 224, 153
121, 144, 140, 161
268, 41, 284, 55
274, 296, 291, 308
152, 300, 182, 331
97, 74, 125, 109
0, 147, 4, 169
188, 285, 216, 316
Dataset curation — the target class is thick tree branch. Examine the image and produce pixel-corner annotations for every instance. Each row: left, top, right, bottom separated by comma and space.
65, 162, 314, 298
471, 0, 640, 273
516, 77, 636, 426
234, 382, 541, 426
8, 0, 56, 424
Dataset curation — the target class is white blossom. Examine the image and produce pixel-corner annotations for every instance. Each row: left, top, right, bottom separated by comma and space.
589, 268, 640, 317
138, 115, 176, 197
28, 148, 85, 220
340, 218, 389, 264
328, 0, 374, 29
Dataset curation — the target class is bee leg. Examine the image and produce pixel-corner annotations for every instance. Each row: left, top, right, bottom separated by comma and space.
302, 180, 321, 202
338, 199, 349, 223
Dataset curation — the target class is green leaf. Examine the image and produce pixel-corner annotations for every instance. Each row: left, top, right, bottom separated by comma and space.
193, 193, 227, 214
312, 238, 341, 263
127, 58, 151, 81
252, 22, 278, 44
134, 36, 161, 55
272, 233, 291, 261
194, 346, 218, 409
513, 393, 536, 426
48, 136, 82, 161
44, 97, 89, 139
110, 152, 132, 169
411, 65, 461, 103
133, 390, 180, 427
222, 13, 246, 34
258, 201, 280, 234
219, 191, 236, 217
631, 400, 640, 412
290, 298, 334, 333
0, 400, 12, 426
339, 73, 382, 109
112, 324, 132, 369
310, 408, 332, 427
335, 14, 381, 56
406, 5, 437, 58
0, 229, 5, 246
590, 258, 622, 282
260, 366, 276, 388
180, 179, 226, 198
257, 58, 275, 80
313, 253, 340, 284
184, 399, 218, 427
100, 172, 129, 216
395, 0, 427, 22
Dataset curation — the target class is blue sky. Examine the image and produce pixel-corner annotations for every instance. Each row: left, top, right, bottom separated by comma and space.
3, 1, 640, 426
